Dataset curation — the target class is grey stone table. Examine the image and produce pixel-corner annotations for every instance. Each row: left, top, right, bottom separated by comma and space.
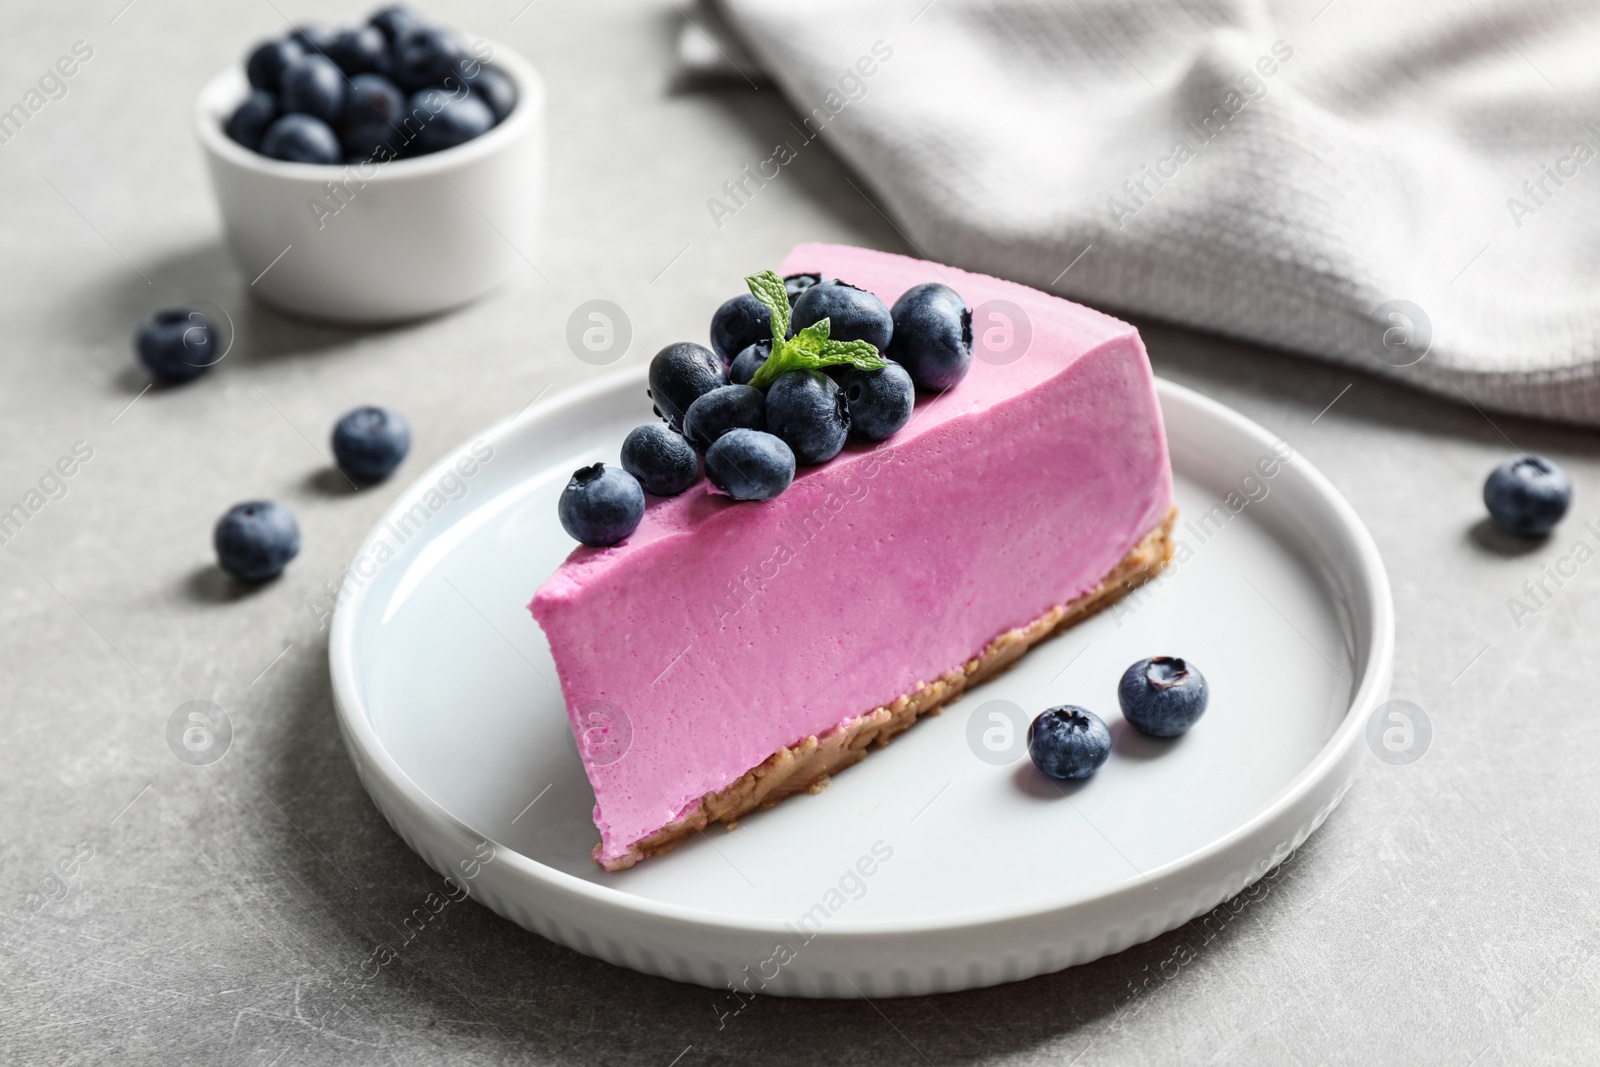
3, 2, 1596, 1064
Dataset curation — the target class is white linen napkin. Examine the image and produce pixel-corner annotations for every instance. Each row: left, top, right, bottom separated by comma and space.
687, 0, 1600, 427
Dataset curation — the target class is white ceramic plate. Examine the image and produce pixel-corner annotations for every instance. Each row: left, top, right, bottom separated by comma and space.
329, 372, 1392, 998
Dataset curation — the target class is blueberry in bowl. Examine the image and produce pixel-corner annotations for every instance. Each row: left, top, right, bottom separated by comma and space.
225, 90, 277, 151
1483, 455, 1571, 537
328, 26, 391, 76
280, 53, 345, 124
246, 38, 303, 93
390, 26, 468, 93
408, 88, 495, 154
259, 113, 342, 164
332, 406, 412, 485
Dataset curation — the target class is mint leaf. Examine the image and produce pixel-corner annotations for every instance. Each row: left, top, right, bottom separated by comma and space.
742, 268, 889, 389
818, 338, 884, 370
745, 269, 790, 345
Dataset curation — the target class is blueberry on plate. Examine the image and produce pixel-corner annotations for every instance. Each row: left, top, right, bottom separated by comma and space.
1484, 455, 1572, 537
136, 308, 219, 384
225, 90, 278, 151
214, 501, 301, 582
369, 4, 425, 43
683, 385, 766, 453
840, 362, 914, 441
784, 272, 822, 307
1118, 656, 1209, 738
1027, 706, 1112, 780
728, 340, 771, 386
791, 279, 893, 352
621, 423, 699, 496
260, 114, 342, 164
559, 464, 645, 547
391, 27, 466, 92
280, 54, 346, 123
246, 38, 303, 92
766, 370, 849, 465
332, 406, 412, 485
705, 429, 795, 501
328, 25, 391, 75
888, 282, 973, 392
647, 341, 726, 432
409, 90, 495, 154
710, 292, 773, 366
465, 66, 516, 123
289, 24, 337, 54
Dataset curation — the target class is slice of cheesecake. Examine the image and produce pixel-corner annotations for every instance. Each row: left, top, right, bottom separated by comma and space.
531, 244, 1176, 871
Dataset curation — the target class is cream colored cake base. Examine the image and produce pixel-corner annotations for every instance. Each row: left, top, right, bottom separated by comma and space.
595, 508, 1178, 871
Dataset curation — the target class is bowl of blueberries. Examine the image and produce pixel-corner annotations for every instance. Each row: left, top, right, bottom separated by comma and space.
194, 5, 544, 323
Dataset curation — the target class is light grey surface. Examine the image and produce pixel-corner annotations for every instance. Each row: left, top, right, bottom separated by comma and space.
1, 2, 1595, 1064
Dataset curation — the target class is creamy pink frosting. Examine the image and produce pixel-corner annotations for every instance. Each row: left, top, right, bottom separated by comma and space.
531, 244, 1174, 868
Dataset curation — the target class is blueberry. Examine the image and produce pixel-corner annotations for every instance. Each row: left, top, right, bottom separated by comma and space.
280, 54, 346, 123
647, 342, 725, 432
784, 272, 822, 307
728, 340, 771, 386
391, 27, 466, 92
214, 501, 301, 582
709, 293, 773, 366
369, 4, 425, 43
225, 90, 278, 151
341, 73, 404, 124
621, 424, 699, 496
289, 25, 337, 54
1484, 455, 1572, 537
1027, 706, 1111, 780
888, 283, 973, 392
559, 464, 645, 547
338, 74, 404, 156
135, 308, 219, 385
705, 429, 794, 502
259, 114, 342, 164
408, 89, 494, 154
246, 38, 303, 92
331, 406, 412, 485
466, 67, 516, 122
791, 279, 893, 351
840, 362, 914, 442
1118, 657, 1209, 738
328, 26, 390, 75
683, 385, 766, 453
766, 370, 849, 465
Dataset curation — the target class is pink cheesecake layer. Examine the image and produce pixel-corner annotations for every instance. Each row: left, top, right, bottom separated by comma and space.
531, 244, 1174, 868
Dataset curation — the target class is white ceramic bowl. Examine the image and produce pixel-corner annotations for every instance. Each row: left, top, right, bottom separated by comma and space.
194, 41, 544, 324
